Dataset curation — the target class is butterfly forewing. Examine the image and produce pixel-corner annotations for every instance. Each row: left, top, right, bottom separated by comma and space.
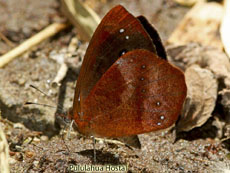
137, 16, 167, 60
80, 49, 187, 137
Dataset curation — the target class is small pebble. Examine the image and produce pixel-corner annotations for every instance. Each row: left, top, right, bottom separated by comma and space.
114, 153, 119, 158
15, 152, 23, 161
33, 137, 40, 142
25, 151, 34, 158
9, 158, 17, 164
98, 139, 104, 145
13, 123, 25, 129
40, 135, 48, 141
33, 160, 39, 167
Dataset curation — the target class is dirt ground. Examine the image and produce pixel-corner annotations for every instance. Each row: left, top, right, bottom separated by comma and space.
1, 0, 230, 172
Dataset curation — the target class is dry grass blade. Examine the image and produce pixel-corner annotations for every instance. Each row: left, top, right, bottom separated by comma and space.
0, 23, 69, 68
61, 0, 100, 41
220, 0, 230, 58
0, 31, 15, 47
0, 111, 10, 173
174, 0, 204, 7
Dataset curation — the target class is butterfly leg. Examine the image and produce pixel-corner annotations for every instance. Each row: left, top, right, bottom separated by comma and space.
91, 136, 97, 163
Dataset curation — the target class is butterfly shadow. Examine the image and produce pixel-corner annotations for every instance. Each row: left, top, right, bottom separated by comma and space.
77, 149, 122, 165
54, 68, 79, 130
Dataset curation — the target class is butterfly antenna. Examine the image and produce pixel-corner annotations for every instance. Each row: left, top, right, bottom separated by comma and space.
27, 84, 64, 112
25, 101, 64, 113
30, 84, 50, 98
25, 102, 57, 109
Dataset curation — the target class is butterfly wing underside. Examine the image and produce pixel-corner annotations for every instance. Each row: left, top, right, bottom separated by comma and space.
80, 49, 187, 138
72, 5, 166, 120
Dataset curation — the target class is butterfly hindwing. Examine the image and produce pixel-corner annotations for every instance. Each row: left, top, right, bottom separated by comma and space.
80, 49, 186, 137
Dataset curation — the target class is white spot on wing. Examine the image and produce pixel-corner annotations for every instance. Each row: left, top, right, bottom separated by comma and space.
119, 28, 125, 33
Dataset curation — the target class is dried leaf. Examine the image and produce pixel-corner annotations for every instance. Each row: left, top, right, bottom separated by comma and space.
220, 0, 230, 58
167, 43, 230, 88
168, 44, 230, 133
176, 65, 218, 132
61, 0, 101, 41
168, 2, 224, 50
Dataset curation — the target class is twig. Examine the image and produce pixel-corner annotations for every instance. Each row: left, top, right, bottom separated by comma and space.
50, 37, 81, 86
52, 63, 68, 87
0, 22, 70, 68
0, 31, 15, 47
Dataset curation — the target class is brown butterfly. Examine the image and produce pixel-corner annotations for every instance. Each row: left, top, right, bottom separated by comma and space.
66, 5, 186, 151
